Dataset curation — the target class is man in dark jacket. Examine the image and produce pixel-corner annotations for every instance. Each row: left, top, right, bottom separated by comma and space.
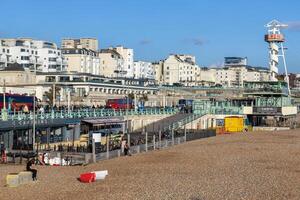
26, 158, 37, 181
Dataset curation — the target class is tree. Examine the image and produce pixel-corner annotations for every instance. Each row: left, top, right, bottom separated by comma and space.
127, 93, 135, 100
139, 94, 148, 102
43, 85, 61, 107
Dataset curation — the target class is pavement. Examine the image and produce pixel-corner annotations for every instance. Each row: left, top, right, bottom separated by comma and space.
1, 129, 300, 200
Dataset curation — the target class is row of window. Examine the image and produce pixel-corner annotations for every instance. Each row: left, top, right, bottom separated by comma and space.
49, 58, 57, 62
48, 50, 60, 55
2, 48, 9, 53
166, 66, 196, 70
18, 48, 60, 56
20, 48, 38, 55
21, 56, 29, 61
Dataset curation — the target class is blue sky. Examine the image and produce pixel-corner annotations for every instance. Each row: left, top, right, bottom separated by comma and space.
1, 0, 300, 72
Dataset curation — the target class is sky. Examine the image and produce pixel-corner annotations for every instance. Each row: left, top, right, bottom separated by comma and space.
1, 0, 300, 72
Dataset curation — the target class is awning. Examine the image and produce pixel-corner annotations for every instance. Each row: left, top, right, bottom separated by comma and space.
82, 117, 125, 125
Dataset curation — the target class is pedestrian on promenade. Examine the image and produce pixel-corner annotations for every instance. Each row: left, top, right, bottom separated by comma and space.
121, 136, 126, 153
124, 142, 130, 156
1, 146, 7, 163
26, 158, 38, 181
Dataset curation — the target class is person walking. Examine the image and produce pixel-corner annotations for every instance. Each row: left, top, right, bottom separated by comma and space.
124, 142, 130, 156
26, 158, 38, 181
1, 147, 7, 163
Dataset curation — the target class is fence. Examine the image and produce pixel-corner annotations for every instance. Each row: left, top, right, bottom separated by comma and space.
3, 129, 216, 165
0, 107, 179, 122
93, 129, 216, 163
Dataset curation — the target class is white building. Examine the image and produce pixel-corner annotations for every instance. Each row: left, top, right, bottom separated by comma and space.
198, 68, 217, 86
133, 61, 154, 79
0, 38, 67, 72
215, 68, 237, 86
200, 65, 271, 87
62, 48, 100, 75
163, 54, 200, 86
111, 46, 134, 78
199, 57, 271, 87
98, 49, 123, 78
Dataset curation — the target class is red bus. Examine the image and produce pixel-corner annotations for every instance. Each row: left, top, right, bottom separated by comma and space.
106, 98, 133, 109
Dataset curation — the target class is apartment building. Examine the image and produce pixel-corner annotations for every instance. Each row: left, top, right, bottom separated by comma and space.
278, 73, 300, 89
98, 49, 123, 77
0, 38, 67, 72
163, 54, 200, 86
295, 74, 300, 88
153, 61, 164, 84
198, 68, 217, 86
133, 61, 154, 79
111, 46, 134, 78
200, 65, 271, 87
61, 38, 98, 51
62, 48, 100, 75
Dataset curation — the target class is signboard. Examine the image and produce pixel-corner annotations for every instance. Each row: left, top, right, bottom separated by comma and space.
253, 107, 282, 115
92, 133, 102, 143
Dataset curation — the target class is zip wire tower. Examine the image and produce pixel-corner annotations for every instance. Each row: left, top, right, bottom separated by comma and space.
264, 19, 290, 94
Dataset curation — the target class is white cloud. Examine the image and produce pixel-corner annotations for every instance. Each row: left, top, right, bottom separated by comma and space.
287, 21, 300, 31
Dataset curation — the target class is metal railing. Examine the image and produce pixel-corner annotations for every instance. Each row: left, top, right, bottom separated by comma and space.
94, 129, 216, 163
95, 137, 186, 161
163, 113, 204, 131
0, 107, 179, 122
164, 106, 243, 132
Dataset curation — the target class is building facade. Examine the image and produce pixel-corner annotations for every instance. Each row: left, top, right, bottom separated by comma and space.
198, 68, 217, 86
163, 54, 200, 86
98, 49, 123, 78
133, 61, 154, 79
0, 38, 67, 72
200, 65, 271, 87
62, 48, 100, 75
111, 46, 134, 78
61, 38, 98, 51
153, 61, 164, 84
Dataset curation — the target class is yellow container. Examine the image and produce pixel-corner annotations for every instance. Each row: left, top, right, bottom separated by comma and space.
224, 116, 244, 133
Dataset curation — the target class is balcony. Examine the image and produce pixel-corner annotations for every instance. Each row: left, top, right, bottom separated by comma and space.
36, 59, 44, 66
0, 57, 6, 63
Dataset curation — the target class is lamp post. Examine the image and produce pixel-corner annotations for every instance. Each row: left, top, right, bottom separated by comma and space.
32, 90, 36, 151
3, 79, 6, 111
67, 88, 71, 114
52, 83, 56, 108
1, 79, 8, 121
126, 78, 130, 134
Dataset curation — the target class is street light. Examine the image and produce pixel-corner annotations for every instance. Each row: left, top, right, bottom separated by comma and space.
32, 90, 36, 151
1, 79, 8, 121
67, 88, 71, 114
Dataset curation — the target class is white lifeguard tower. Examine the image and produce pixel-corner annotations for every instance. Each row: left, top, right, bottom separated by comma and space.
264, 20, 290, 94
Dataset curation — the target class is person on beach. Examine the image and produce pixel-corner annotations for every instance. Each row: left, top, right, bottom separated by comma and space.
26, 158, 38, 181
124, 142, 130, 156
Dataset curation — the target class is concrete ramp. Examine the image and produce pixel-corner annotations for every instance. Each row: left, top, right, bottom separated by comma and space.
138, 113, 193, 133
